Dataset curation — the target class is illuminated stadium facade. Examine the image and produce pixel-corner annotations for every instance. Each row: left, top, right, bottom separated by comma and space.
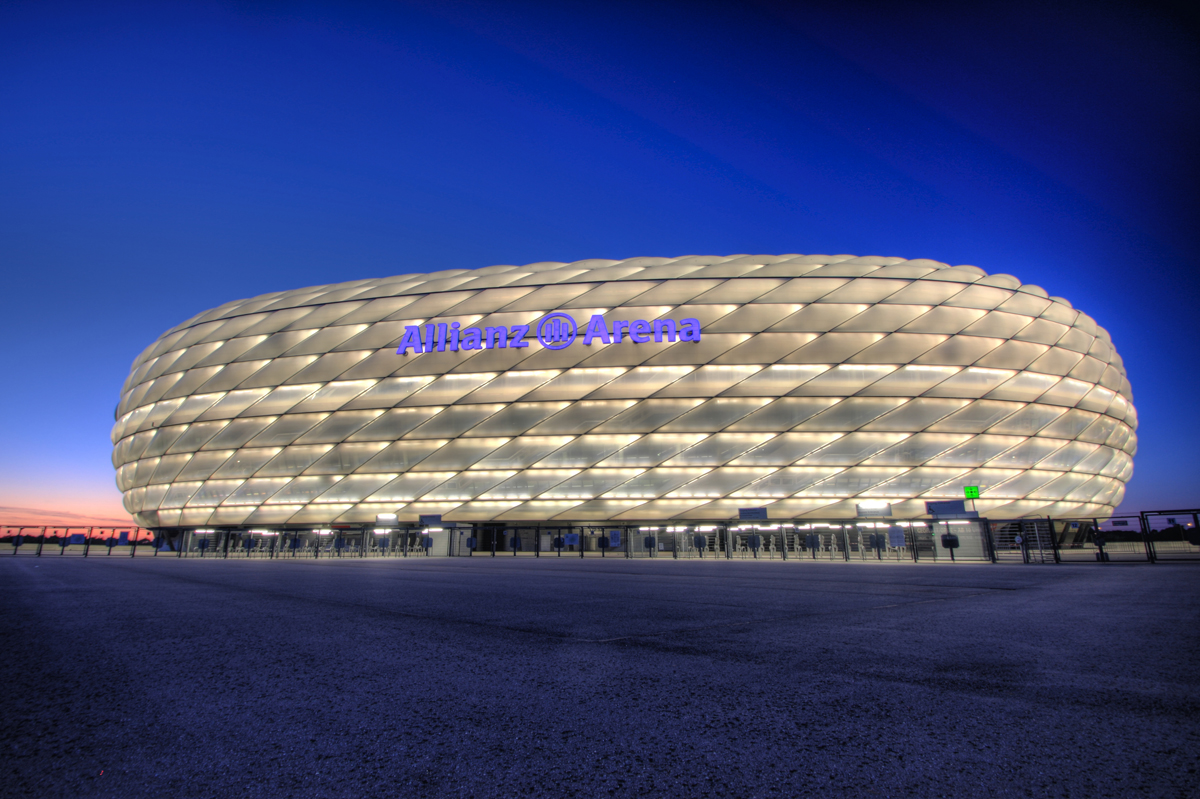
113, 254, 1136, 557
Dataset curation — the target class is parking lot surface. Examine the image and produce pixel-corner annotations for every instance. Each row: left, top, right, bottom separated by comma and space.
2, 557, 1197, 798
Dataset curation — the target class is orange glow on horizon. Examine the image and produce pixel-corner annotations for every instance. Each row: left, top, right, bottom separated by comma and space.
0, 486, 135, 528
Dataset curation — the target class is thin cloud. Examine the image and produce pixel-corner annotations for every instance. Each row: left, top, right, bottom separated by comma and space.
0, 506, 136, 526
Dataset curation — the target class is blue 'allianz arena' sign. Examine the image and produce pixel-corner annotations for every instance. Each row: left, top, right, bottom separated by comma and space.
396, 313, 701, 355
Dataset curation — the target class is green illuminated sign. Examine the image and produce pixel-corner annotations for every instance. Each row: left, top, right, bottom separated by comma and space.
963, 486, 980, 499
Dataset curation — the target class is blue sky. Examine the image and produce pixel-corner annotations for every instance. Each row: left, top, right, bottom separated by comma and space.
1, 0, 1196, 523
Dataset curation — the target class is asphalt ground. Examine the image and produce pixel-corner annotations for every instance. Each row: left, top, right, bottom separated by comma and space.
1, 557, 1197, 799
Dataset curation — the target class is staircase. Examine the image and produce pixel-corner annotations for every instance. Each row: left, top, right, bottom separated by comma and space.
988, 520, 1058, 563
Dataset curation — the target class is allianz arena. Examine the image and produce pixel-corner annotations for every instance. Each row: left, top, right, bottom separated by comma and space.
112, 254, 1135, 556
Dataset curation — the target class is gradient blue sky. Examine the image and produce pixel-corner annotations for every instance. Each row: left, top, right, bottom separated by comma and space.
2, 0, 1197, 524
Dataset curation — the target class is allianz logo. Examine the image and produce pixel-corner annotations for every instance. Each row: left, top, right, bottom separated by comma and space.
396, 313, 702, 355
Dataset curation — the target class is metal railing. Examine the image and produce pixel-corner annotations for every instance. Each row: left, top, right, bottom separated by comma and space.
5, 514, 1196, 564
0, 527, 154, 557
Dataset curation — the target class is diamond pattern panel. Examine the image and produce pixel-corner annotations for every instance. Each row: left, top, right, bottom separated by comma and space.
115, 255, 1136, 526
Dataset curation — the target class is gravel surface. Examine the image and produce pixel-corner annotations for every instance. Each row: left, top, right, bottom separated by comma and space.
1, 557, 1198, 798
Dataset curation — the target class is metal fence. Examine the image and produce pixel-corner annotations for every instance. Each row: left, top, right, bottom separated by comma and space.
0, 527, 154, 557
445, 520, 995, 563
4, 513, 1197, 564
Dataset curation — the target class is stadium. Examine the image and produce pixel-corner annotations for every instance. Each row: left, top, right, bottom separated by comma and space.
111, 254, 1136, 559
